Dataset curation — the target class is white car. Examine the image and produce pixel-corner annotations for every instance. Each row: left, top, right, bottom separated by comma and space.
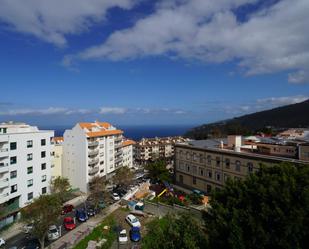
22, 223, 33, 233
47, 225, 60, 241
118, 229, 128, 244
111, 193, 120, 201
0, 238, 5, 247
126, 214, 141, 227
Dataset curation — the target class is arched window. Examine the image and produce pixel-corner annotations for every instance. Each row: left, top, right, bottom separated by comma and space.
247, 162, 254, 173
235, 160, 241, 172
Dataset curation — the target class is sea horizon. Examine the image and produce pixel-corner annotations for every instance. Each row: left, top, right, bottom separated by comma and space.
39, 124, 196, 141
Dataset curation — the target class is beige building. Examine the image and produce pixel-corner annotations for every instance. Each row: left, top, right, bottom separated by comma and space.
174, 136, 309, 194
122, 139, 135, 168
51, 137, 63, 180
299, 144, 309, 161
135, 136, 188, 163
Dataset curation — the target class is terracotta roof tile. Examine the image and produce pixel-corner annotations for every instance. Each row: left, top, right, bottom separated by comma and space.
87, 129, 123, 138
122, 140, 136, 146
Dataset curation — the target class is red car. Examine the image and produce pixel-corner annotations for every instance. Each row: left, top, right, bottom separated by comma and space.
63, 217, 76, 230
61, 204, 74, 215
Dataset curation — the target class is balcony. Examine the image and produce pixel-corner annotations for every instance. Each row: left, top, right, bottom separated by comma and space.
88, 149, 99, 156
0, 177, 9, 189
88, 141, 99, 147
115, 150, 122, 157
88, 166, 99, 176
0, 147, 8, 158
0, 162, 9, 173
88, 158, 99, 166
115, 156, 122, 163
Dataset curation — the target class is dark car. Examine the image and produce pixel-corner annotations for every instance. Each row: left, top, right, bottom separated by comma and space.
130, 227, 141, 242
61, 204, 74, 215
76, 209, 88, 222
22, 239, 40, 249
86, 205, 96, 217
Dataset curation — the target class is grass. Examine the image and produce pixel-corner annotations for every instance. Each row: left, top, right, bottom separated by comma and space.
73, 215, 117, 249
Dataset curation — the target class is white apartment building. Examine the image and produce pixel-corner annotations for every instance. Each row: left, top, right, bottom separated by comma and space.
51, 137, 63, 179
62, 122, 124, 193
122, 140, 135, 168
0, 122, 54, 228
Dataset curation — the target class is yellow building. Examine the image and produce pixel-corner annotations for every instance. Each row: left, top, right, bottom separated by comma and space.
51, 137, 63, 180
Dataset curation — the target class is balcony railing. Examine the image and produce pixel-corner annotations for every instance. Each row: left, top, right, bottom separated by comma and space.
88, 149, 99, 156
0, 148, 9, 158
0, 178, 9, 189
88, 158, 99, 165
88, 166, 99, 176
88, 141, 99, 147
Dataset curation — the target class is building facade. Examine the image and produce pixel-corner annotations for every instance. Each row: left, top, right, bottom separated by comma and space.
122, 140, 135, 168
51, 137, 63, 180
174, 136, 309, 194
135, 136, 188, 163
0, 122, 54, 227
62, 121, 127, 193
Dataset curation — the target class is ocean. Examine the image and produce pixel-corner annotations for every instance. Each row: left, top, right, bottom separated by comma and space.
40, 125, 194, 141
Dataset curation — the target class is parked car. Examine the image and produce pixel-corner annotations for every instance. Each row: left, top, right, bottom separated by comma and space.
61, 204, 74, 215
0, 238, 5, 247
22, 239, 39, 249
76, 209, 88, 222
63, 217, 76, 230
86, 205, 96, 217
22, 223, 34, 233
47, 225, 60, 241
98, 200, 106, 209
130, 227, 141, 242
118, 229, 128, 244
111, 192, 120, 201
126, 214, 141, 227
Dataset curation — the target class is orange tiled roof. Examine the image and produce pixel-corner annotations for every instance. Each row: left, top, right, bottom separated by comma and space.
122, 140, 136, 146
79, 123, 96, 129
52, 137, 64, 142
96, 122, 111, 129
87, 129, 123, 138
79, 121, 111, 130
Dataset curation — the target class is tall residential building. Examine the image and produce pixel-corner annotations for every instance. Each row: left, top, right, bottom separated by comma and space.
135, 136, 188, 164
0, 122, 54, 228
62, 121, 125, 193
174, 135, 309, 194
122, 140, 136, 168
51, 137, 63, 180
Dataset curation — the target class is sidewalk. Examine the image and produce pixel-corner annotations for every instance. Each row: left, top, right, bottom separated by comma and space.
49, 202, 121, 249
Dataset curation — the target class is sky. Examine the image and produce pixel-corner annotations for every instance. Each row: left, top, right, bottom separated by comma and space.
0, 0, 308, 127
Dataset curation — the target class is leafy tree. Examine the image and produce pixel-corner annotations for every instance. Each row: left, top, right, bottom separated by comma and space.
50, 176, 71, 203
112, 166, 134, 187
204, 163, 309, 249
21, 194, 62, 249
145, 160, 171, 182
88, 176, 107, 209
142, 212, 207, 249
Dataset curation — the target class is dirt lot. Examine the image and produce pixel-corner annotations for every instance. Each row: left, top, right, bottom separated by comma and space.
110, 207, 154, 249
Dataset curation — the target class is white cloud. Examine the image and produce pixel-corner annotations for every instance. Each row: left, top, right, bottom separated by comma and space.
99, 107, 127, 114
257, 95, 309, 106
0, 0, 138, 46
0, 107, 93, 116
66, 0, 309, 83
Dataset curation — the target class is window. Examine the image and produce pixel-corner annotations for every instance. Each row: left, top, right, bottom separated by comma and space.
100, 169, 104, 173
187, 165, 190, 172
199, 168, 204, 176
42, 187, 47, 194
235, 160, 241, 172
27, 153, 33, 161
41, 151, 46, 158
10, 156, 17, 165
28, 192, 33, 200
27, 179, 33, 187
225, 158, 230, 168
11, 184, 17, 193
27, 167, 33, 174
224, 174, 230, 182
10, 142, 17, 150
41, 139, 46, 146
206, 184, 212, 193
207, 155, 211, 165
193, 153, 197, 161
179, 174, 183, 184
216, 157, 220, 167
100, 161, 104, 165
186, 152, 190, 160
247, 162, 254, 173
41, 163, 46, 170
10, 170, 17, 179
27, 140, 33, 148
42, 175, 47, 182
192, 176, 196, 185
207, 170, 212, 178
192, 166, 197, 175
215, 172, 221, 181
199, 154, 204, 163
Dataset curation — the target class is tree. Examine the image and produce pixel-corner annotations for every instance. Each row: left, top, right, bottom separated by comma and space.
112, 166, 134, 187
204, 163, 309, 249
145, 160, 171, 182
21, 194, 62, 249
142, 212, 207, 249
50, 176, 71, 203
88, 176, 107, 209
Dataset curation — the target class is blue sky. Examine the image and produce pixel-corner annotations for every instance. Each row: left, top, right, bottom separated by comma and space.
0, 0, 308, 126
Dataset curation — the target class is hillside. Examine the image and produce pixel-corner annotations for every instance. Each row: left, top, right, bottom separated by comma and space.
185, 99, 309, 139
